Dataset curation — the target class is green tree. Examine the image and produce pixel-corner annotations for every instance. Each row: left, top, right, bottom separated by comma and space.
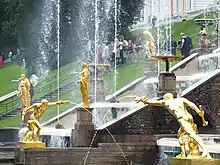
119, 0, 144, 36
0, 0, 144, 75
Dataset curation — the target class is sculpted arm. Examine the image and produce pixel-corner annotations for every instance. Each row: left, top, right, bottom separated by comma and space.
22, 104, 36, 115
48, 100, 69, 106
182, 98, 201, 114
21, 104, 36, 121
183, 98, 208, 126
135, 96, 165, 106
145, 99, 165, 106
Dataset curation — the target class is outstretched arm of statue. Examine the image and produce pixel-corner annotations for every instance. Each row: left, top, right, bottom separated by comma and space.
48, 100, 69, 106
135, 96, 165, 106
21, 104, 35, 121
183, 98, 208, 126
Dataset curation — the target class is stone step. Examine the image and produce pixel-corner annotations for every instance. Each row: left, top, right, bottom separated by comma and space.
84, 151, 141, 157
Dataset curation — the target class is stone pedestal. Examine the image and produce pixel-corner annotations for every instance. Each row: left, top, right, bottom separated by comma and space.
16, 141, 45, 148
171, 157, 220, 165
72, 107, 95, 147
157, 72, 177, 98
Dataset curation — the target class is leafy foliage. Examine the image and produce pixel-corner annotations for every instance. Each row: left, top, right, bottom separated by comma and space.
0, 0, 144, 75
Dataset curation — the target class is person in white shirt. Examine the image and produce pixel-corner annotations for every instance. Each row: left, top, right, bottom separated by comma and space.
102, 42, 110, 64
118, 36, 128, 64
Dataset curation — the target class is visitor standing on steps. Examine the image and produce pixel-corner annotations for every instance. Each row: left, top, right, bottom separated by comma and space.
179, 33, 191, 59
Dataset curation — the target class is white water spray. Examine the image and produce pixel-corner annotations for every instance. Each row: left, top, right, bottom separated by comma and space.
114, 0, 117, 94
57, 0, 60, 123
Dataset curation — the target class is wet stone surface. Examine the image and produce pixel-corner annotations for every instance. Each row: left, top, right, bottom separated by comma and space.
98, 72, 220, 135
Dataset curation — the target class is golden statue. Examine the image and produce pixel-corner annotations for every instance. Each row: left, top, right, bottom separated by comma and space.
21, 99, 69, 143
18, 74, 31, 108
135, 93, 211, 159
143, 30, 156, 57
18, 83, 30, 108
79, 63, 89, 108
23, 119, 35, 142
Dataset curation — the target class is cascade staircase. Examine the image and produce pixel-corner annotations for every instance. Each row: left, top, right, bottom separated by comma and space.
0, 82, 76, 119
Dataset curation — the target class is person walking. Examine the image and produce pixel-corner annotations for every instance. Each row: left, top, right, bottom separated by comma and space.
179, 33, 191, 59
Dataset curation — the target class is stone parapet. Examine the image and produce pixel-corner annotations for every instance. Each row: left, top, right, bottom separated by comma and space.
14, 142, 157, 165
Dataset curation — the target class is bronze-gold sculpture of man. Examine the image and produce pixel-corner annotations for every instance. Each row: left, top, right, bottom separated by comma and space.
80, 63, 89, 108
135, 93, 211, 158
22, 99, 69, 142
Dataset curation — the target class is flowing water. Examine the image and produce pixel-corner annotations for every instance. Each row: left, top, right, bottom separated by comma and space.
56, 0, 61, 123
75, 104, 130, 165
33, 0, 57, 76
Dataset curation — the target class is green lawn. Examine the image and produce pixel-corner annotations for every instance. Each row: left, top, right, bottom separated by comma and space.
38, 62, 80, 87
0, 63, 22, 96
0, 61, 80, 98
104, 58, 146, 95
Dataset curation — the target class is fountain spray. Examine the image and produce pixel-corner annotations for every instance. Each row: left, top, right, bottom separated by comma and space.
57, 0, 60, 124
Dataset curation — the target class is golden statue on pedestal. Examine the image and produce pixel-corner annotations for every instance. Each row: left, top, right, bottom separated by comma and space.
135, 93, 211, 159
18, 74, 31, 108
20, 99, 69, 145
79, 63, 89, 108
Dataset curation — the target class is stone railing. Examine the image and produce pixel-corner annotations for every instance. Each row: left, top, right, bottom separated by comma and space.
169, 53, 199, 76
105, 76, 146, 102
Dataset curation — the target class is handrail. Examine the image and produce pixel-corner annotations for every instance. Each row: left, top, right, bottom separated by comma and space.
0, 73, 73, 103
0, 91, 18, 103
0, 73, 74, 117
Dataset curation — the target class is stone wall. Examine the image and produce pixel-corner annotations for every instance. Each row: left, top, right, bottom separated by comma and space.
98, 71, 220, 135
14, 143, 157, 165
0, 128, 19, 143
98, 105, 178, 135
183, 71, 220, 133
